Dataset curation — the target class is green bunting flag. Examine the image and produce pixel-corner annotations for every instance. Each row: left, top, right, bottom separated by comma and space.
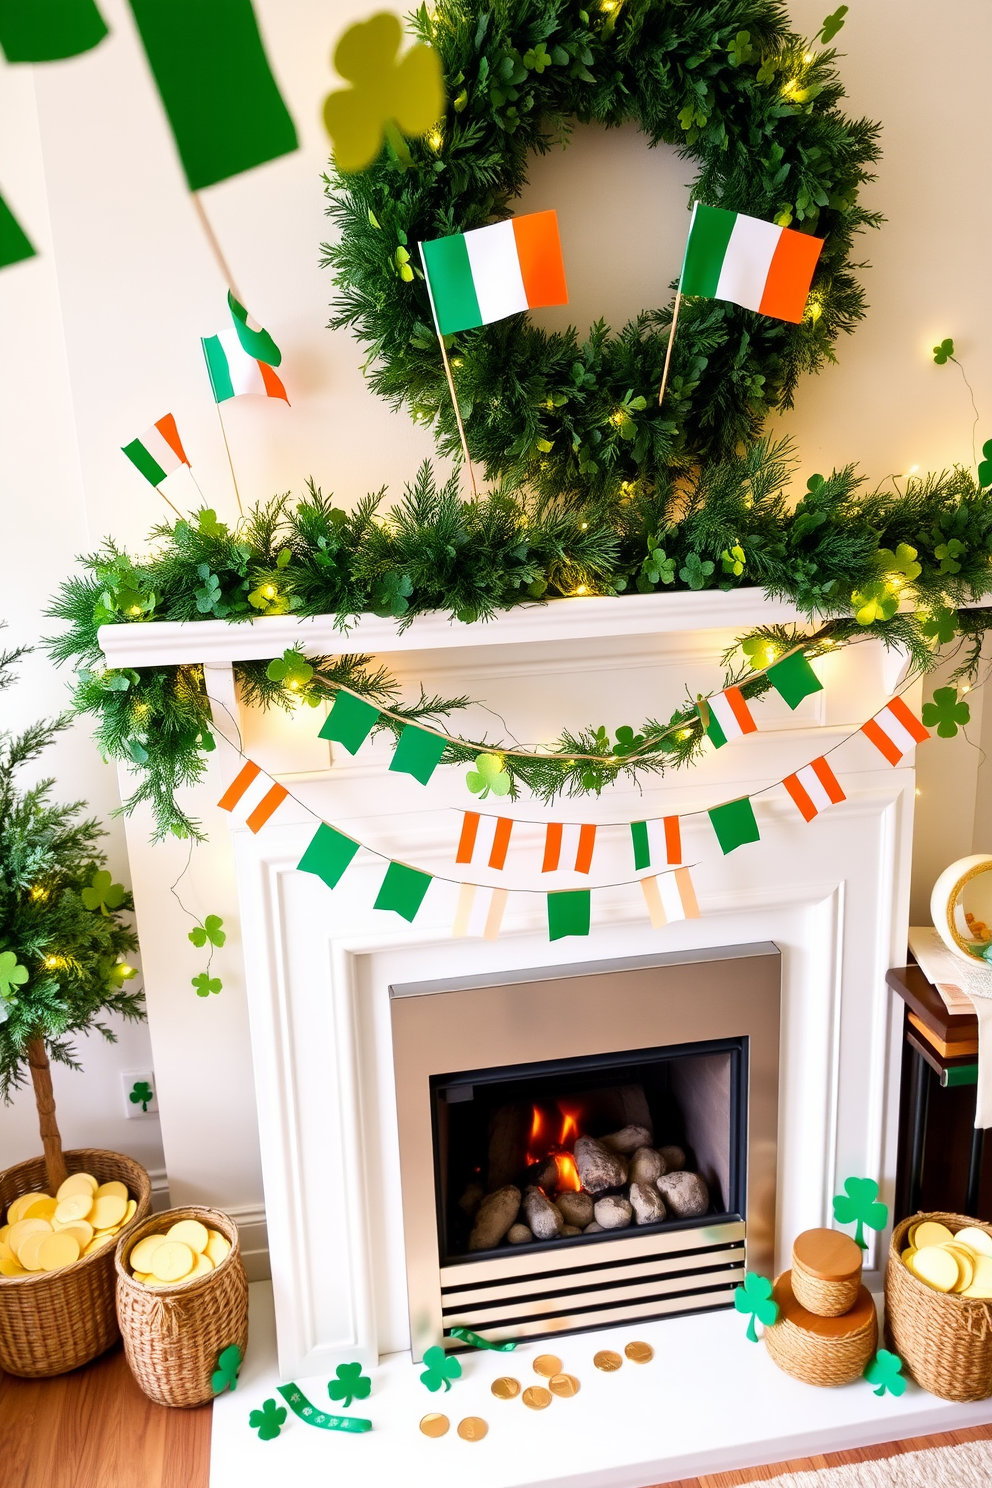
767, 650, 823, 709
374, 862, 432, 921
0, 190, 35, 269
547, 890, 591, 941
389, 725, 447, 785
630, 821, 650, 872
127, 0, 298, 191
708, 798, 760, 854
298, 824, 359, 890
0, 0, 108, 61
228, 290, 281, 366
319, 691, 379, 754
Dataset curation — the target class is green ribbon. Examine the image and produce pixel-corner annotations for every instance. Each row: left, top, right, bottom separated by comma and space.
447, 1327, 517, 1352
276, 1383, 371, 1432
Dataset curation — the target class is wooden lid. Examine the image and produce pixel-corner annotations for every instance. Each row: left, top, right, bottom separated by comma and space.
773, 1271, 875, 1338
792, 1227, 863, 1282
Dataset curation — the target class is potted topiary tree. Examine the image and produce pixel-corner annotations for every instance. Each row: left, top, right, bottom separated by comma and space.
0, 636, 152, 1376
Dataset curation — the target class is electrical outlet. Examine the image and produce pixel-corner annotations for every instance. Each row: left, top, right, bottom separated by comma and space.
122, 1069, 158, 1119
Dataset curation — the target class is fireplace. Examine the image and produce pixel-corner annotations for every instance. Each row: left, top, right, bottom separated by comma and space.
390, 942, 780, 1359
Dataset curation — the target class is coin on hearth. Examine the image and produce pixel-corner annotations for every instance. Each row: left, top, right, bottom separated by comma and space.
548, 1373, 580, 1397
419, 1413, 449, 1438
593, 1349, 623, 1372
532, 1353, 562, 1377
522, 1386, 552, 1410
457, 1417, 488, 1441
624, 1341, 654, 1364
491, 1376, 521, 1399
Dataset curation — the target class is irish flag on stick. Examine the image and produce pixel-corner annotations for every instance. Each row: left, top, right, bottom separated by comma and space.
681, 203, 824, 323
122, 414, 189, 487
420, 210, 568, 336
201, 328, 289, 404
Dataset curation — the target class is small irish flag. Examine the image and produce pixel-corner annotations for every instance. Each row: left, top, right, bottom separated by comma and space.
700, 687, 758, 748
452, 883, 508, 941
122, 414, 189, 487
630, 817, 682, 871
201, 327, 289, 404
641, 868, 700, 929
681, 203, 824, 324
217, 760, 288, 832
783, 757, 846, 822
421, 210, 568, 336
456, 813, 515, 871
862, 698, 930, 765
541, 822, 597, 875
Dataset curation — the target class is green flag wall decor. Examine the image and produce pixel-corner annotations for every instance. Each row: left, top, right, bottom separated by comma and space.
547, 890, 591, 941
708, 798, 761, 855
127, 0, 298, 191
389, 724, 446, 784
374, 861, 432, 921
319, 691, 380, 754
298, 824, 360, 891
0, 0, 107, 61
766, 651, 823, 709
0, 189, 35, 269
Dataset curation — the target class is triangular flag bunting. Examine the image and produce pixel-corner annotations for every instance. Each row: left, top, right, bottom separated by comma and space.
455, 814, 514, 870
0, 0, 107, 62
320, 691, 379, 754
708, 797, 760, 854
700, 687, 757, 748
783, 757, 845, 822
389, 725, 447, 785
297, 823, 359, 890
202, 329, 289, 404
547, 890, 591, 941
122, 414, 189, 487
861, 698, 929, 765
374, 862, 432, 922
541, 823, 596, 874
630, 817, 682, 871
641, 868, 700, 928
228, 290, 282, 366
452, 883, 508, 940
767, 650, 823, 709
217, 759, 288, 832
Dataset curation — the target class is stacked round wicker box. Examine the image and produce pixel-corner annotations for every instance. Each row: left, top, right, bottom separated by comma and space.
0, 1149, 151, 1377
116, 1205, 248, 1408
765, 1228, 878, 1386
886, 1212, 992, 1402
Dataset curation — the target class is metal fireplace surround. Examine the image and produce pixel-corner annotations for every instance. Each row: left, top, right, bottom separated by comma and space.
390, 941, 780, 1360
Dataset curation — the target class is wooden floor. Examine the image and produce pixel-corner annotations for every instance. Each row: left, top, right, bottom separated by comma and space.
3, 1350, 992, 1488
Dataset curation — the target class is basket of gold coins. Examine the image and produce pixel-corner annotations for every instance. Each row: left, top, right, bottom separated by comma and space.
886, 1212, 992, 1401
116, 1205, 248, 1407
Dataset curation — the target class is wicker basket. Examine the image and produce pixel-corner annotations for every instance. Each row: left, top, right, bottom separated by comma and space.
765, 1270, 878, 1386
886, 1211, 992, 1402
792, 1228, 863, 1317
0, 1148, 151, 1377
116, 1205, 248, 1408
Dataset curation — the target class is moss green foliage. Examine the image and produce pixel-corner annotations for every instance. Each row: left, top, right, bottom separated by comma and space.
0, 637, 142, 1103
323, 0, 881, 495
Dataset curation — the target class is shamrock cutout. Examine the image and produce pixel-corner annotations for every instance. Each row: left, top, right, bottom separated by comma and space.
922, 686, 970, 739
212, 1344, 243, 1395
323, 12, 444, 173
249, 1398, 286, 1441
266, 649, 314, 689
197, 508, 230, 539
636, 536, 676, 592
81, 870, 126, 915
614, 725, 645, 757
851, 580, 899, 626
864, 1349, 906, 1398
466, 753, 511, 800
721, 545, 746, 577
328, 1361, 371, 1408
370, 570, 413, 618
817, 5, 848, 43
679, 553, 715, 590
0, 950, 29, 1003
192, 973, 223, 998
129, 1080, 154, 1112
918, 606, 957, 645
832, 1176, 888, 1250
420, 1345, 462, 1392
934, 536, 967, 575
189, 915, 227, 950
734, 1273, 779, 1342
978, 440, 992, 489
933, 337, 955, 365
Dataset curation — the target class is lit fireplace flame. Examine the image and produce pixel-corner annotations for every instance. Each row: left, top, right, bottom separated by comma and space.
553, 1150, 582, 1192
525, 1103, 585, 1194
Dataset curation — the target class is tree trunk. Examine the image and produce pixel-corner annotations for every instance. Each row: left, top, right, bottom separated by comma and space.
27, 1037, 68, 1195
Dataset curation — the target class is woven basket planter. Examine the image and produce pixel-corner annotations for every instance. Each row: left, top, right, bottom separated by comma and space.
765, 1270, 878, 1387
886, 1211, 992, 1402
0, 1148, 151, 1377
116, 1205, 248, 1408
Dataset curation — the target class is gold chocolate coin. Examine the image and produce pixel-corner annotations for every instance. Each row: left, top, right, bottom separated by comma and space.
522, 1386, 552, 1410
532, 1353, 562, 1378
457, 1417, 488, 1442
593, 1349, 623, 1372
548, 1372, 580, 1397
491, 1376, 521, 1400
420, 1413, 450, 1438
625, 1340, 654, 1364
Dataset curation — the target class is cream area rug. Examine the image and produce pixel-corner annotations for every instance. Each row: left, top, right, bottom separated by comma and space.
755, 1439, 992, 1487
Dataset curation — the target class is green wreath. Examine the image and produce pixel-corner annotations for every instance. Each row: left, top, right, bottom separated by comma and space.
325, 0, 880, 495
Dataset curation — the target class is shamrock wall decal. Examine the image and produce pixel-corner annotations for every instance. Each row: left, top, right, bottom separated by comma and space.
266, 648, 314, 689
864, 1349, 906, 1397
419, 1344, 462, 1392
327, 1361, 371, 1407
466, 753, 511, 800
81, 869, 126, 915
922, 686, 970, 739
817, 5, 848, 43
129, 1079, 154, 1112
734, 1273, 779, 1342
249, 1397, 287, 1440
978, 439, 992, 489
189, 915, 226, 950
323, 11, 444, 173
918, 606, 957, 645
933, 337, 955, 365
0, 950, 29, 1004
192, 973, 222, 997
212, 1344, 244, 1395
833, 1176, 888, 1249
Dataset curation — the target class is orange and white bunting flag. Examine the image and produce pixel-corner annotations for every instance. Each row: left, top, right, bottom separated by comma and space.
861, 698, 929, 766
217, 760, 288, 833
783, 757, 846, 822
640, 868, 700, 928
455, 813, 514, 870
541, 822, 597, 874
452, 883, 509, 940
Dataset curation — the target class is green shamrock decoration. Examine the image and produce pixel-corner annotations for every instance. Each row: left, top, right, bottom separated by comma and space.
933, 337, 955, 365
323, 12, 444, 173
249, 1398, 287, 1441
370, 570, 413, 618
212, 1345, 244, 1395
922, 686, 970, 739
81, 869, 126, 915
734, 1273, 779, 1342
877, 543, 922, 583
266, 649, 314, 689
833, 1176, 888, 1249
636, 536, 676, 592
934, 536, 967, 575
189, 915, 227, 950
197, 508, 230, 540
0, 950, 29, 1003
614, 725, 645, 757
851, 580, 899, 626
328, 1361, 372, 1408
466, 753, 511, 800
192, 972, 223, 998
818, 5, 848, 43
679, 553, 715, 590
918, 606, 957, 645
721, 545, 746, 577
864, 1349, 906, 1397
978, 439, 992, 489
129, 1080, 154, 1112
420, 1345, 462, 1392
